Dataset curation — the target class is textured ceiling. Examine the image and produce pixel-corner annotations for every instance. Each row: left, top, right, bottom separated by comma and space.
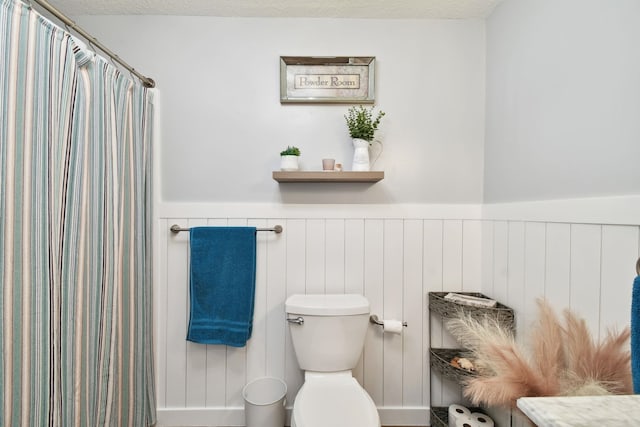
49, 0, 505, 19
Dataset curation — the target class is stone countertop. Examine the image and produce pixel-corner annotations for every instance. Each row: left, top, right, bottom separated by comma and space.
517, 395, 640, 427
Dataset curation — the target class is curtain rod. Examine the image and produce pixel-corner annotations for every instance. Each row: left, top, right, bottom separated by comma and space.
30, 0, 155, 88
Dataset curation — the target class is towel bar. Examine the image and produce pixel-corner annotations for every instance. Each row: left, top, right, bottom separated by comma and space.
170, 224, 283, 234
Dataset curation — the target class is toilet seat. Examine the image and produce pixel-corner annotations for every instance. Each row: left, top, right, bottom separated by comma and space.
291, 373, 380, 427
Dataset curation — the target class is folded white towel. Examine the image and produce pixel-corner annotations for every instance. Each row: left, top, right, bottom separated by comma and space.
444, 292, 497, 308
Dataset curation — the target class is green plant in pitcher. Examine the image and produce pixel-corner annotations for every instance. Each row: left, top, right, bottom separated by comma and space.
344, 105, 385, 142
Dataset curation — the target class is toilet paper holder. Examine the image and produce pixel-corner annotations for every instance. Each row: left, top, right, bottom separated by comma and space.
369, 314, 407, 328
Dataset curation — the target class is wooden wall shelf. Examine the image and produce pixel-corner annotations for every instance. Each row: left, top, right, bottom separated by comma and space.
273, 171, 384, 183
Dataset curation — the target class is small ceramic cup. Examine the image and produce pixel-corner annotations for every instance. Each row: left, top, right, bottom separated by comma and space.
322, 158, 336, 171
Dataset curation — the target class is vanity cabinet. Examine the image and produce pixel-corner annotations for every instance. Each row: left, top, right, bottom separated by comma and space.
428, 292, 515, 427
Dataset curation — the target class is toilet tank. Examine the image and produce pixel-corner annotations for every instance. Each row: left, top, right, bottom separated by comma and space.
285, 294, 370, 372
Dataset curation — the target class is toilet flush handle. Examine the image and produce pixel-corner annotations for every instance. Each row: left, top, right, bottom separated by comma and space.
287, 316, 304, 325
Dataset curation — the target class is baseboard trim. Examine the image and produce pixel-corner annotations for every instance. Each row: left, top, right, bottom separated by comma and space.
156, 408, 244, 427
156, 406, 430, 426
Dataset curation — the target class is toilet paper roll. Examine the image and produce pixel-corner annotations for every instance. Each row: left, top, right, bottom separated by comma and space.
448, 404, 471, 427
455, 417, 474, 427
382, 319, 403, 334
470, 412, 494, 427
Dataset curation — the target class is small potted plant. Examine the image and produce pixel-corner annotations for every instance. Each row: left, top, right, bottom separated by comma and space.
280, 145, 301, 171
344, 106, 385, 171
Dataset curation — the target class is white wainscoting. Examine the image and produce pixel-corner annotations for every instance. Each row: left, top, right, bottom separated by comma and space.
154, 204, 483, 426
481, 197, 640, 427
482, 196, 640, 339
154, 200, 640, 427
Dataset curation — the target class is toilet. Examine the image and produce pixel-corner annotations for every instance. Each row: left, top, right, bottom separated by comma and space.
285, 293, 380, 427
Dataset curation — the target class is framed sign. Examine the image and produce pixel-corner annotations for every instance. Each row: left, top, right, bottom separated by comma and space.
280, 56, 375, 104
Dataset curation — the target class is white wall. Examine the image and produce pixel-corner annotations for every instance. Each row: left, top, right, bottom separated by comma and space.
73, 14, 488, 426
77, 16, 486, 204
481, 196, 640, 427
483, 197, 640, 337
152, 199, 640, 427
484, 0, 640, 203
155, 203, 483, 426
75, 9, 640, 427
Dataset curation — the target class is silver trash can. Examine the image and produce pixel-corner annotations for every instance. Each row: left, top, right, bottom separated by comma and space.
242, 377, 287, 427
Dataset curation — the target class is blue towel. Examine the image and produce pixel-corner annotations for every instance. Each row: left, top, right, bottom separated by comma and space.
187, 226, 257, 347
633, 275, 640, 393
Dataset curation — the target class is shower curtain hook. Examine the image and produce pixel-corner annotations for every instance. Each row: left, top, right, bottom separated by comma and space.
62, 19, 78, 37
108, 54, 118, 68
87, 39, 97, 54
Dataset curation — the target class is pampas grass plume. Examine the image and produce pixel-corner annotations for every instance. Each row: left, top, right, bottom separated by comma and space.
444, 299, 632, 408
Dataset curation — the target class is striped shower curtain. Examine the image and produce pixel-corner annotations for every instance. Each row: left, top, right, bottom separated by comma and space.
0, 0, 156, 425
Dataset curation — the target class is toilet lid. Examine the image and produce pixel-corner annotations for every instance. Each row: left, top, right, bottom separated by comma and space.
293, 376, 379, 427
